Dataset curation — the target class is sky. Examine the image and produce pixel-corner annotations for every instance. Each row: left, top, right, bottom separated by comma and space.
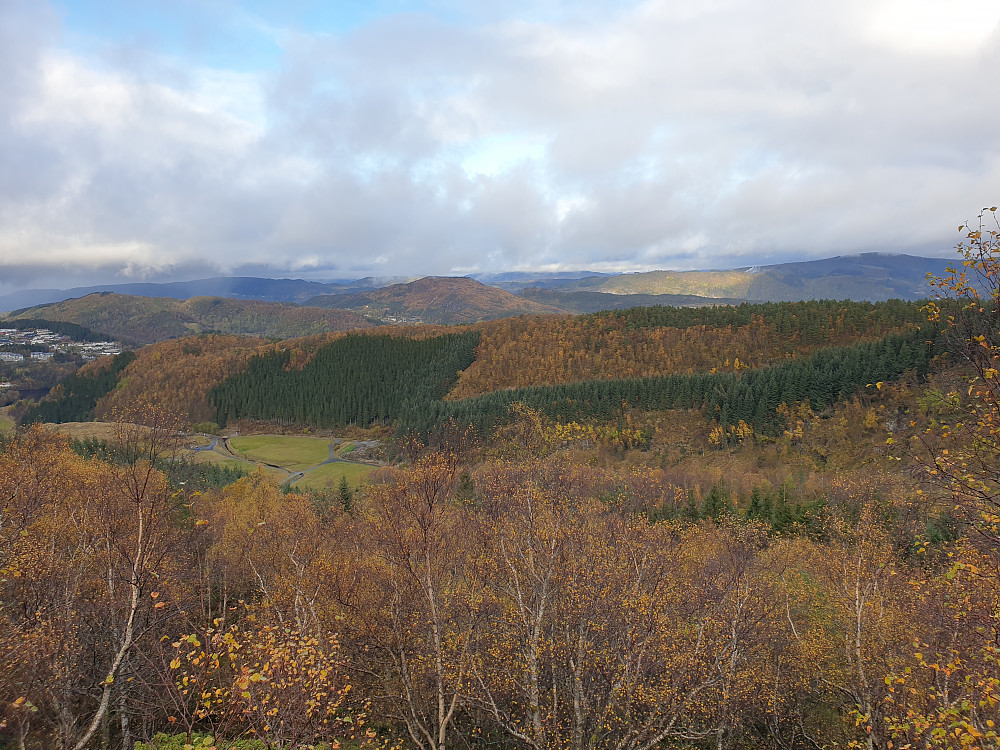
1, 0, 999, 294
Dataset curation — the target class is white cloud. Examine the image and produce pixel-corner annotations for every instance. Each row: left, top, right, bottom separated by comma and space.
1, 0, 999, 295
864, 0, 1000, 55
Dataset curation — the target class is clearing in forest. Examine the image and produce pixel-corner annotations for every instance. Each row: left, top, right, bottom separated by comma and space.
227, 434, 334, 471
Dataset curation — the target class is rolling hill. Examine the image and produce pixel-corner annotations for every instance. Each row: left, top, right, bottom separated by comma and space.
0, 276, 423, 312
548, 253, 955, 301
306, 276, 561, 324
0, 253, 961, 325
517, 288, 749, 313
4, 293, 375, 345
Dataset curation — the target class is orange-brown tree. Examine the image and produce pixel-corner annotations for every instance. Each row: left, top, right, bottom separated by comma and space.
0, 411, 181, 750
356, 453, 479, 750
464, 460, 797, 750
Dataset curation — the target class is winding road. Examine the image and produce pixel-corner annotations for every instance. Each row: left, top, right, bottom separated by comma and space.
184, 434, 377, 487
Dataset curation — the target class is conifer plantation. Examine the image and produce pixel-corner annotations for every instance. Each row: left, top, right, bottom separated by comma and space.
208, 331, 480, 428
4, 214, 1000, 750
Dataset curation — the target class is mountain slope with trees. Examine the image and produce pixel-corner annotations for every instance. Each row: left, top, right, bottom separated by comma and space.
450, 299, 924, 398
306, 276, 562, 323
209, 331, 480, 428
4, 293, 375, 344
550, 253, 954, 301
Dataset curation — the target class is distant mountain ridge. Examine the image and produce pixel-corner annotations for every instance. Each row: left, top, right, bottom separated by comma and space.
743, 253, 955, 301
0, 277, 353, 311
547, 253, 955, 301
0, 253, 958, 318
0, 273, 600, 311
307, 276, 561, 324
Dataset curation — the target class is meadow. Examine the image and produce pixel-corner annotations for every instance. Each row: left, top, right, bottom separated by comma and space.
227, 434, 335, 471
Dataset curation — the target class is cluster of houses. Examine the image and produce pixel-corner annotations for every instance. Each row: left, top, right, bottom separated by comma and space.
0, 327, 122, 362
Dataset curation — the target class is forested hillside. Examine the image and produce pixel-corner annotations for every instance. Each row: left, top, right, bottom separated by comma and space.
210, 331, 480, 428
19, 351, 137, 424
87, 325, 469, 427
5, 293, 374, 344
450, 299, 923, 398
402, 326, 937, 437
306, 275, 560, 323
21, 299, 931, 436
93, 335, 270, 424
515, 287, 747, 313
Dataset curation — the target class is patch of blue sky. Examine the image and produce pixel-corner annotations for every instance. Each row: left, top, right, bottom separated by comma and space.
51, 0, 469, 73
459, 132, 548, 177
52, 0, 280, 71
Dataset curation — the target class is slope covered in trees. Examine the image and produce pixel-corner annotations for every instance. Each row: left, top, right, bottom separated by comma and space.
6, 293, 374, 344
306, 275, 560, 323
404, 326, 937, 437
209, 331, 480, 428
94, 335, 271, 425
81, 325, 471, 429
21, 299, 933, 437
20, 351, 137, 424
516, 287, 747, 313
450, 299, 924, 398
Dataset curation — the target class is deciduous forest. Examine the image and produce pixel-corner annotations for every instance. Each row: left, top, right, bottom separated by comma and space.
3, 210, 1000, 750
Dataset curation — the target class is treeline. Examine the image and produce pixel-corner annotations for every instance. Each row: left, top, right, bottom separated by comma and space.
2, 318, 114, 342
403, 326, 938, 437
20, 351, 136, 424
594, 298, 923, 336
70, 436, 249, 491
210, 331, 479, 428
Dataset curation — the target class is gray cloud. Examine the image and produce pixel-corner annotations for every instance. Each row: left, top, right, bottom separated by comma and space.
1, 0, 999, 295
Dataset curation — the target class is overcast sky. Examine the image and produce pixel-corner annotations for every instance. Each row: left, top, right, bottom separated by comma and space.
1, 0, 999, 293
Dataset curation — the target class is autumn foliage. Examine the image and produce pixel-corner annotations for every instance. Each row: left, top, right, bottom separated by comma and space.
3, 414, 999, 750
5, 217, 1000, 750
449, 300, 922, 399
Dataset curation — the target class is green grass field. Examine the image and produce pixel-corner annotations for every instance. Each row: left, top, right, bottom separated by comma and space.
293, 461, 375, 491
228, 435, 333, 472
187, 448, 287, 481
0, 410, 14, 434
